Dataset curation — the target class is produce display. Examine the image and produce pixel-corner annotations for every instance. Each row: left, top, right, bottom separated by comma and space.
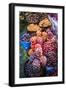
19, 12, 58, 78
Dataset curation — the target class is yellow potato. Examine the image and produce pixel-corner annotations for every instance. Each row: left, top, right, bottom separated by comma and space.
39, 18, 52, 28
27, 24, 42, 32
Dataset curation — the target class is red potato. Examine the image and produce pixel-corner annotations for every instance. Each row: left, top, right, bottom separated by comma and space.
30, 36, 37, 45
35, 44, 41, 49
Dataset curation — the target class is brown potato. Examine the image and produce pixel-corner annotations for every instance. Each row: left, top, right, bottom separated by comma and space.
27, 24, 42, 32
39, 18, 52, 28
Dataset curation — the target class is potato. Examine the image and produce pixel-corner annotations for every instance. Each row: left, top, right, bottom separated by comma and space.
28, 49, 34, 56
39, 18, 52, 28
27, 24, 42, 32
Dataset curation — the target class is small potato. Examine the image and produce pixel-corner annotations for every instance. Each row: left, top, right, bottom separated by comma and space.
42, 32, 48, 41
28, 49, 34, 56
30, 36, 37, 45
36, 30, 42, 37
